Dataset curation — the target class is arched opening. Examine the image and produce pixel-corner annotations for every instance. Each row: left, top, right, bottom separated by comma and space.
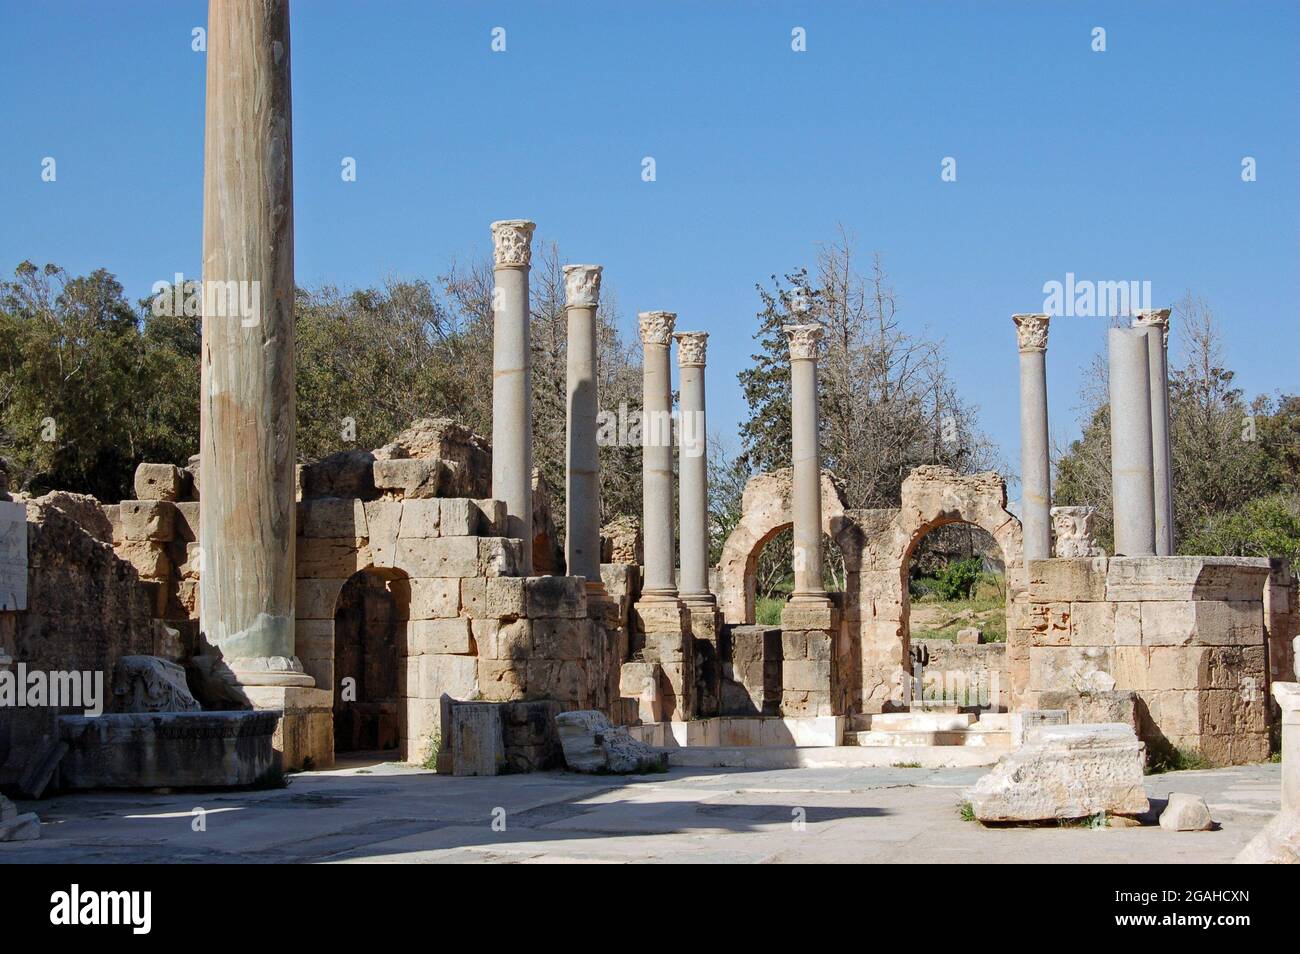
902, 521, 1009, 711
753, 525, 845, 625
332, 567, 409, 758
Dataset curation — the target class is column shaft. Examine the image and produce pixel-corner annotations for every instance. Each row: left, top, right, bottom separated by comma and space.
564, 265, 602, 584
1013, 314, 1051, 562
1108, 327, 1157, 557
675, 333, 711, 604
786, 326, 827, 601
1137, 317, 1174, 555
491, 221, 535, 574
639, 313, 677, 599
199, 0, 307, 683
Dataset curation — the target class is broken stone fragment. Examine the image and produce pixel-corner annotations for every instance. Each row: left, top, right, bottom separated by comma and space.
966, 723, 1149, 823
1158, 793, 1213, 831
554, 709, 667, 774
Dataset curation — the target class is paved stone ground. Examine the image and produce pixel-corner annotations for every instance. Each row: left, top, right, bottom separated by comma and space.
0, 757, 1280, 864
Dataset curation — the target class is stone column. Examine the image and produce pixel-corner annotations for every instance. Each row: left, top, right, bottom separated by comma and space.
784, 324, 830, 604
674, 332, 713, 608
564, 264, 603, 590
199, 0, 310, 689
1134, 309, 1174, 555
638, 311, 679, 601
1013, 314, 1052, 563
1108, 327, 1157, 557
491, 219, 535, 574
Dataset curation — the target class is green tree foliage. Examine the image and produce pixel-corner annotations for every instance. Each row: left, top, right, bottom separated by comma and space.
0, 262, 199, 500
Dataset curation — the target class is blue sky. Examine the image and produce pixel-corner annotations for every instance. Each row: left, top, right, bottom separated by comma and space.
2, 1, 1296, 506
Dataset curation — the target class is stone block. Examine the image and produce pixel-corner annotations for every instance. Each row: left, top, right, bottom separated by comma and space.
457, 576, 487, 618
373, 458, 443, 498
417, 654, 479, 701
398, 499, 441, 538
294, 618, 335, 661
1114, 602, 1142, 645
296, 537, 369, 578
806, 631, 833, 661
780, 601, 837, 632
120, 500, 176, 542
781, 630, 808, 659
363, 500, 403, 566
554, 709, 667, 773
477, 658, 525, 702
1028, 602, 1071, 647
401, 577, 459, 620
1139, 600, 1264, 647
783, 659, 831, 692
966, 723, 1149, 822
525, 576, 587, 618
299, 498, 367, 538
1029, 646, 1114, 693
478, 537, 522, 577
1028, 557, 1108, 602
1069, 601, 1117, 646
395, 536, 479, 578
473, 499, 508, 536
134, 463, 183, 501
411, 618, 473, 655
634, 600, 690, 635
296, 579, 346, 619
439, 498, 479, 536
450, 703, 504, 776
533, 618, 594, 660
485, 576, 526, 618
481, 618, 531, 660
118, 540, 171, 580
1106, 556, 1270, 602
1038, 689, 1140, 735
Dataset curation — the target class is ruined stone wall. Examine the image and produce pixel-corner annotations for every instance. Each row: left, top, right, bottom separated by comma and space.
1025, 556, 1271, 765
1265, 558, 1298, 684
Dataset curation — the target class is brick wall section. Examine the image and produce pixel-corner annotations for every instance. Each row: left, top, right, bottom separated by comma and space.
1026, 556, 1271, 765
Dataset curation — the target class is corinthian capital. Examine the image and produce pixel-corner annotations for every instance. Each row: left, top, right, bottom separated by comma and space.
490, 219, 536, 268
783, 323, 824, 361
638, 311, 676, 346
1133, 308, 1172, 347
563, 264, 602, 309
673, 331, 708, 367
1012, 313, 1050, 353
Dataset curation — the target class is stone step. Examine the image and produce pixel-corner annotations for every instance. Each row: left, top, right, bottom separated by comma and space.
868, 712, 976, 732
845, 729, 1012, 748
666, 745, 1003, 770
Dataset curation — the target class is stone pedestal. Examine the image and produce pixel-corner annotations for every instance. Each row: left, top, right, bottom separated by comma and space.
1134, 310, 1174, 555
243, 685, 334, 771
1013, 314, 1052, 562
779, 600, 840, 717
198, 0, 311, 690
1108, 327, 1157, 557
491, 219, 536, 574
631, 600, 694, 721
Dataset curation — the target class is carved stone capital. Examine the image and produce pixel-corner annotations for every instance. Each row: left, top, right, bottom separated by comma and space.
673, 331, 708, 367
490, 219, 536, 268
638, 311, 676, 346
1051, 505, 1105, 558
1133, 308, 1172, 347
783, 323, 824, 361
564, 264, 602, 309
1012, 313, 1050, 353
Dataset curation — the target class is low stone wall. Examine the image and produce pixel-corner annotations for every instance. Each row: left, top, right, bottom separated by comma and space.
915, 639, 1009, 710
1024, 556, 1271, 765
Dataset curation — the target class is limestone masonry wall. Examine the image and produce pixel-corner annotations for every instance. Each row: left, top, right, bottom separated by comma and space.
1025, 555, 1272, 765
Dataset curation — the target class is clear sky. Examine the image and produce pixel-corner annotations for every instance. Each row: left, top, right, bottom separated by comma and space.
2, 1, 1296, 506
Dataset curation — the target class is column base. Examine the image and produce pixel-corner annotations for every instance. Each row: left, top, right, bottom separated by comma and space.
227, 654, 317, 688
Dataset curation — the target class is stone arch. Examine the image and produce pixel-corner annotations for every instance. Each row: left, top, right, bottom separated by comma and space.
848, 466, 1026, 713
718, 468, 849, 625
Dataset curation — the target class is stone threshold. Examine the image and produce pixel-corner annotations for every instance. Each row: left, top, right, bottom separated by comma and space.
627, 715, 842, 749
666, 745, 1003, 770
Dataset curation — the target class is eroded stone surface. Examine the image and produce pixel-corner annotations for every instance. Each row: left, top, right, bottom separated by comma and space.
1159, 793, 1213, 831
967, 723, 1149, 822
555, 709, 666, 774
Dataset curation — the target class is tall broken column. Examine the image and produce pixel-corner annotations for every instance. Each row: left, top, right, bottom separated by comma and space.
491, 219, 536, 574
1108, 327, 1157, 557
1013, 314, 1052, 562
631, 311, 693, 721
779, 322, 838, 717
1134, 308, 1174, 555
564, 264, 604, 591
200, 0, 310, 689
673, 331, 712, 609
